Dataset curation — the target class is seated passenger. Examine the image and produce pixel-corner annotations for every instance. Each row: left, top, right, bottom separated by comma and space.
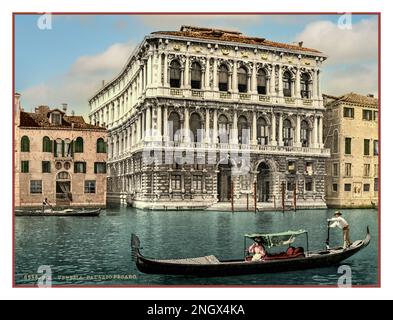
248, 237, 267, 261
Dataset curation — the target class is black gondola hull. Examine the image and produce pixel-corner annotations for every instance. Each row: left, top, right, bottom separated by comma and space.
132, 229, 370, 277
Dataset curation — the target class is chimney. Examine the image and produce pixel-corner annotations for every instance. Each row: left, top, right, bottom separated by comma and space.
298, 41, 303, 47
62, 103, 68, 113
71, 110, 75, 116
102, 80, 106, 87
367, 94, 374, 98
14, 93, 21, 126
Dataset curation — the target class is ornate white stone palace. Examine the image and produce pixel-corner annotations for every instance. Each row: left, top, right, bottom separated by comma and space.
88, 26, 330, 210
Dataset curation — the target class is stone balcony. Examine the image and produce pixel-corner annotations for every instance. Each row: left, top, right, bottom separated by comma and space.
108, 140, 330, 163
146, 87, 324, 109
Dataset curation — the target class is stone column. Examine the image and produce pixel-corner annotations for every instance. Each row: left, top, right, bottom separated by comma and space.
295, 68, 301, 98
232, 110, 238, 143
271, 112, 277, 146
251, 62, 257, 94
318, 70, 323, 100
232, 61, 238, 93
291, 79, 295, 97
205, 108, 210, 143
295, 114, 301, 147
278, 113, 283, 146
146, 106, 151, 141
213, 58, 218, 91
156, 52, 162, 86
252, 111, 257, 145
313, 69, 318, 99
163, 54, 169, 87
318, 116, 324, 148
247, 74, 251, 93
184, 56, 190, 88
184, 108, 190, 142
135, 116, 140, 144
147, 54, 153, 87
156, 105, 162, 141
313, 115, 318, 148
127, 127, 131, 150
278, 65, 283, 97
213, 109, 218, 143
108, 137, 112, 159
141, 111, 145, 141
270, 64, 276, 96
163, 106, 169, 141
205, 58, 210, 90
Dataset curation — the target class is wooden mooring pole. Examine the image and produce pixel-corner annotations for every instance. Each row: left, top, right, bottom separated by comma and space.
293, 182, 297, 212
231, 181, 234, 213
254, 182, 257, 213
281, 182, 285, 213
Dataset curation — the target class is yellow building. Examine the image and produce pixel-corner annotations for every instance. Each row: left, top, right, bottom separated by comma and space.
324, 93, 378, 208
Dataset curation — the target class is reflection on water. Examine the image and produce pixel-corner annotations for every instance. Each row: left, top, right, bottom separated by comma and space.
15, 208, 378, 286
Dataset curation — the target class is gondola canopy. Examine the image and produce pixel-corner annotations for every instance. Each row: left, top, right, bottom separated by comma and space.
245, 230, 307, 248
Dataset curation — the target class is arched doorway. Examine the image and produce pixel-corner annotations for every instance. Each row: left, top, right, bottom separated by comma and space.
56, 171, 71, 205
257, 162, 271, 202
217, 161, 233, 202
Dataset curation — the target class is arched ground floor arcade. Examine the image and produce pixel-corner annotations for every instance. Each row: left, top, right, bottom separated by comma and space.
106, 150, 327, 211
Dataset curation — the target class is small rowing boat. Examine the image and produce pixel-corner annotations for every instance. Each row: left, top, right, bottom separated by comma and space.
15, 208, 101, 217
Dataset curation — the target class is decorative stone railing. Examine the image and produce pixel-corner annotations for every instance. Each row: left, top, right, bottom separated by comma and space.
107, 141, 330, 163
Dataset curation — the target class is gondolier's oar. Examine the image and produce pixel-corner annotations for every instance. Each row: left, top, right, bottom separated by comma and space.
326, 221, 331, 250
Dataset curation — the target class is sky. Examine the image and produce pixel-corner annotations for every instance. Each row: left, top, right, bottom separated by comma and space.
15, 14, 379, 117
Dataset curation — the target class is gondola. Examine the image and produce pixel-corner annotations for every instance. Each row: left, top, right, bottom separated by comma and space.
15, 208, 101, 217
131, 227, 370, 277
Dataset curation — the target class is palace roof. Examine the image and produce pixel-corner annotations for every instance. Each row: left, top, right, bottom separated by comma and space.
152, 25, 322, 54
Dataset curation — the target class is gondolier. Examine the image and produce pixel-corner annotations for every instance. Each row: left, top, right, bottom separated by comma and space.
328, 211, 352, 249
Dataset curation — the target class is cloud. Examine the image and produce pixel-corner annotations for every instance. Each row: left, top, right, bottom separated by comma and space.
20, 41, 134, 117
322, 64, 378, 96
294, 16, 378, 96
295, 17, 378, 64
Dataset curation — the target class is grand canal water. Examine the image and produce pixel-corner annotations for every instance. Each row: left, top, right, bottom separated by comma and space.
15, 207, 378, 286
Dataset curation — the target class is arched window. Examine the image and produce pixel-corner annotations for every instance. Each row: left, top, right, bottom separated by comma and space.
257, 117, 269, 145
64, 138, 72, 157
74, 137, 84, 153
191, 62, 202, 89
57, 171, 70, 180
283, 71, 292, 97
238, 67, 248, 93
190, 113, 202, 142
300, 120, 310, 147
237, 115, 250, 143
301, 73, 311, 98
21, 136, 30, 152
42, 136, 52, 152
218, 65, 229, 92
169, 60, 181, 88
257, 69, 267, 95
333, 130, 339, 153
54, 138, 62, 157
218, 115, 229, 143
283, 119, 293, 146
97, 138, 107, 153
168, 112, 181, 142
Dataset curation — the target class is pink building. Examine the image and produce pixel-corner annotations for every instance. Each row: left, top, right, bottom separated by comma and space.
14, 94, 107, 208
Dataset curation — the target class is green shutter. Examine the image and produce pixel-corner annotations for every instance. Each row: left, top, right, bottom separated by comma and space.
83, 162, 86, 173
62, 140, 65, 157
70, 141, 74, 157
74, 162, 77, 173
94, 163, 97, 174
53, 141, 57, 156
